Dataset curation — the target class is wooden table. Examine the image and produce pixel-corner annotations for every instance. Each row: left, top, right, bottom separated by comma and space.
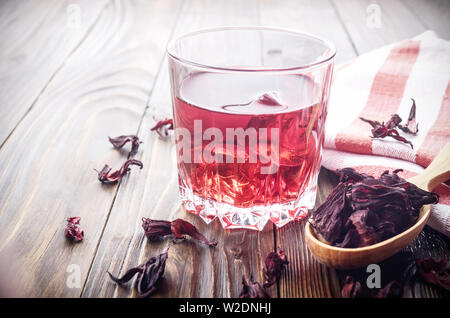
0, 0, 448, 298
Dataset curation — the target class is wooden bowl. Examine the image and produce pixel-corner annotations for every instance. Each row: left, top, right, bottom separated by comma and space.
305, 143, 450, 269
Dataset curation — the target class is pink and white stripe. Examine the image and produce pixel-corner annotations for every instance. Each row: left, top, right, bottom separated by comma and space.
323, 31, 450, 236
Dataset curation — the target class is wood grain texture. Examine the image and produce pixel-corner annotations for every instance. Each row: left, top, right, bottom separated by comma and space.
259, 0, 357, 64
401, 0, 450, 40
0, 0, 108, 146
0, 0, 448, 298
331, 0, 427, 54
0, 0, 182, 297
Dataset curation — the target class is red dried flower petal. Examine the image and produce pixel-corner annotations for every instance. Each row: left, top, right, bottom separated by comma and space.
341, 276, 361, 298
360, 116, 414, 148
257, 92, 283, 106
312, 182, 351, 244
136, 249, 169, 298
107, 266, 144, 285
416, 258, 450, 290
141, 217, 172, 241
65, 217, 84, 242
239, 275, 270, 298
336, 168, 373, 183
171, 219, 217, 247
151, 118, 173, 138
109, 135, 142, 156
263, 249, 289, 288
96, 159, 143, 184
107, 249, 169, 298
398, 98, 419, 135
376, 280, 402, 298
386, 114, 402, 130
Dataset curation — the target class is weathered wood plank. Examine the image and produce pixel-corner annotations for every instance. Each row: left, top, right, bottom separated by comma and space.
259, 0, 357, 63
0, 0, 182, 297
331, 0, 427, 54
402, 0, 450, 40
82, 0, 276, 298
0, 0, 108, 147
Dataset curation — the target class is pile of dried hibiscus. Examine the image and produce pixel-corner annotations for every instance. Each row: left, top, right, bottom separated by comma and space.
312, 168, 439, 248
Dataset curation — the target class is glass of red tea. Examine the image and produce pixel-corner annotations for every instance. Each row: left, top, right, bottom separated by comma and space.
167, 27, 335, 230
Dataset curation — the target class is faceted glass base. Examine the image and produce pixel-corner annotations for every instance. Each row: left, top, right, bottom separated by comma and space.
179, 181, 317, 230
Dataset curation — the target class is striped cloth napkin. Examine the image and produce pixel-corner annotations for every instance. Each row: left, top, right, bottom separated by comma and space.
323, 31, 450, 237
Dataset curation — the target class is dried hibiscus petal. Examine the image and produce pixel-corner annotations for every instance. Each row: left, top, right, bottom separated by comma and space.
360, 116, 414, 148
398, 98, 418, 135
141, 218, 172, 241
239, 275, 270, 298
141, 217, 217, 247
312, 182, 351, 244
263, 249, 289, 288
171, 219, 217, 247
337, 209, 396, 248
107, 249, 169, 298
108, 135, 142, 156
96, 159, 143, 184
386, 114, 402, 130
257, 92, 283, 106
379, 169, 439, 211
336, 168, 373, 183
416, 258, 450, 290
151, 118, 173, 138
341, 276, 361, 298
376, 280, 402, 298
107, 266, 144, 285
65, 217, 84, 242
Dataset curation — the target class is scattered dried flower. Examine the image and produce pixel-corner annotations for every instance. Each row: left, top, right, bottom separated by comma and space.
141, 217, 217, 247
341, 276, 362, 298
360, 116, 413, 148
398, 98, 419, 135
336, 168, 372, 183
239, 275, 270, 298
141, 218, 173, 241
171, 218, 217, 247
96, 159, 143, 184
108, 135, 142, 156
257, 92, 283, 106
65, 217, 84, 242
376, 280, 402, 298
151, 118, 173, 138
416, 258, 450, 290
108, 249, 169, 298
263, 249, 289, 288
360, 99, 419, 147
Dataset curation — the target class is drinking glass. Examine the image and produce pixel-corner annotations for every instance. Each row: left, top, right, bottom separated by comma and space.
167, 27, 335, 230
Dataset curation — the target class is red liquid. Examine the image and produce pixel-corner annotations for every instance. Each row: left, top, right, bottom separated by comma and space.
173, 72, 326, 228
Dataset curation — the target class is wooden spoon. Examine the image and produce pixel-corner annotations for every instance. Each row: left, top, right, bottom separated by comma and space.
305, 143, 450, 269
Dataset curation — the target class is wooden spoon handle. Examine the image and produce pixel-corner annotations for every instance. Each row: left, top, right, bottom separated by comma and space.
408, 143, 450, 191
